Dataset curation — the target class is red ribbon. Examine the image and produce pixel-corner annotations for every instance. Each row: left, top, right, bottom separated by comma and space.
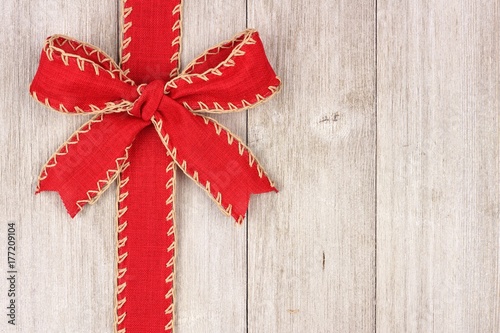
30, 30, 280, 221
29, 1, 280, 331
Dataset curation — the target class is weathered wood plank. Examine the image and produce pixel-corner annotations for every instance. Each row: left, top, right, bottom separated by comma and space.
377, 1, 500, 331
0, 0, 119, 332
174, 1, 248, 332
4, 0, 500, 332
247, 1, 377, 332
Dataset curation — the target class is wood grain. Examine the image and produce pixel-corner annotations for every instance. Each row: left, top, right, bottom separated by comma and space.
1, 0, 500, 332
0, 0, 119, 332
377, 1, 500, 332
174, 1, 248, 332
247, 0, 377, 332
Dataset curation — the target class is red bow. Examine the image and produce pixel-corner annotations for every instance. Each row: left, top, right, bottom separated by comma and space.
30, 29, 281, 223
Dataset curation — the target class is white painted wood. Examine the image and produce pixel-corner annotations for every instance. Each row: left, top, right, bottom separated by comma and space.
174, 1, 248, 332
2, 0, 500, 332
0, 0, 119, 332
377, 1, 500, 332
247, 0, 377, 332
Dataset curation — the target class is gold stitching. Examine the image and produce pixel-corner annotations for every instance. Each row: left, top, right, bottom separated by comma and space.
170, 1, 183, 79
45, 35, 134, 85
181, 30, 248, 75
165, 157, 177, 332
163, 29, 256, 94
114, 155, 131, 333
119, 0, 133, 68
75, 145, 131, 211
198, 114, 275, 187
181, 78, 282, 114
31, 90, 133, 116
37, 114, 103, 191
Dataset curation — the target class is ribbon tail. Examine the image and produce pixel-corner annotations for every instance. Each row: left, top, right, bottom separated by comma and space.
36, 113, 149, 217
152, 105, 277, 223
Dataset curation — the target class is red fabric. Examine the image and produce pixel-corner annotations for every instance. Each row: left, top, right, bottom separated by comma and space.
30, 30, 280, 219
117, 0, 180, 333
29, 1, 281, 331
117, 127, 175, 332
121, 0, 181, 83
116, 1, 180, 331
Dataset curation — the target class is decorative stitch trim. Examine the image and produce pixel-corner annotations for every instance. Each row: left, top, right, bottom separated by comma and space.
181, 30, 249, 75
180, 77, 282, 114
164, 30, 257, 93
114, 157, 131, 333
162, 29, 282, 113
197, 115, 275, 188
48, 36, 121, 73
165, 3, 181, 327
75, 145, 131, 211
45, 35, 135, 85
164, 159, 176, 331
36, 114, 104, 192
31, 91, 133, 116
120, 0, 183, 79
113, 156, 177, 333
31, 35, 136, 115
169, 0, 183, 79
119, 0, 133, 70
36, 113, 131, 218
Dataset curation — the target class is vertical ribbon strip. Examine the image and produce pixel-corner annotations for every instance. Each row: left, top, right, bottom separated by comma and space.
116, 0, 182, 331
29, 1, 281, 332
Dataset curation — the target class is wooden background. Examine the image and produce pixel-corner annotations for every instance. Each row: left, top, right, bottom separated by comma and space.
0, 0, 499, 332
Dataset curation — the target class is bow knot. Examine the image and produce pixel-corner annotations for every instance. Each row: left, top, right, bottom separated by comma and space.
130, 80, 167, 121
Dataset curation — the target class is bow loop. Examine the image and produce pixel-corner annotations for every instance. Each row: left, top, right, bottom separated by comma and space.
30, 35, 138, 115
165, 30, 281, 114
